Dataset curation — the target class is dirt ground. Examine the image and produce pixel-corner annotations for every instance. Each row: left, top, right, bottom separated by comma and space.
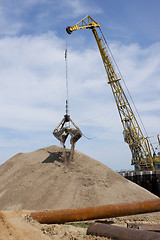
0, 210, 160, 240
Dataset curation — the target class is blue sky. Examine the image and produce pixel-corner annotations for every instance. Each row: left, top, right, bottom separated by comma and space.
0, 0, 160, 171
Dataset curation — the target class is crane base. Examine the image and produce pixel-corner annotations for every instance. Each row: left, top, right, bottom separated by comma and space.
119, 170, 160, 197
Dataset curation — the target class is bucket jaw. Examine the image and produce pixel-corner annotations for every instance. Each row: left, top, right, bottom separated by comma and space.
53, 114, 82, 149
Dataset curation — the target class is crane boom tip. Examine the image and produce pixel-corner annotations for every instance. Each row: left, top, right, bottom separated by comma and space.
66, 26, 72, 34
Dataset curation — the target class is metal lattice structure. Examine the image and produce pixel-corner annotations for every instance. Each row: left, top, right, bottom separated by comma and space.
66, 15, 160, 171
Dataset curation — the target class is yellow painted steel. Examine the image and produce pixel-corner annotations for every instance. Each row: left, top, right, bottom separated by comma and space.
68, 16, 100, 33
67, 16, 160, 171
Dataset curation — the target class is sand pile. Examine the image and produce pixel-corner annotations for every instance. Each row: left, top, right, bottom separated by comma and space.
0, 145, 157, 211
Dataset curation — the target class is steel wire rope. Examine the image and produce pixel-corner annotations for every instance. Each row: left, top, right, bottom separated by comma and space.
82, 129, 110, 140
98, 27, 150, 140
77, 110, 113, 124
79, 111, 118, 141
65, 35, 69, 116
65, 34, 106, 141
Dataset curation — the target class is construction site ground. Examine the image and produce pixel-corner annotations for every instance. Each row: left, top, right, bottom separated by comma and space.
0, 145, 159, 239
0, 210, 160, 240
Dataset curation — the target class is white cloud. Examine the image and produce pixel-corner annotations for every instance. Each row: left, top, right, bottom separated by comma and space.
64, 0, 102, 16
0, 0, 103, 37
110, 42, 160, 92
0, 33, 67, 138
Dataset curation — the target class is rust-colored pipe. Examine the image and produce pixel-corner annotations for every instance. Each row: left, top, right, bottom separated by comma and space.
30, 199, 160, 224
87, 222, 160, 240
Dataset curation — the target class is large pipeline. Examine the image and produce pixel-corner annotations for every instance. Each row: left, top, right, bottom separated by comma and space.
87, 222, 160, 240
30, 199, 160, 224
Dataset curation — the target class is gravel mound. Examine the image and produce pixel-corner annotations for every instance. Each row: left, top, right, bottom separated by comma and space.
0, 145, 157, 210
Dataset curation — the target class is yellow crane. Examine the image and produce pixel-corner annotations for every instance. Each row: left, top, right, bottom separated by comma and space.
66, 16, 160, 171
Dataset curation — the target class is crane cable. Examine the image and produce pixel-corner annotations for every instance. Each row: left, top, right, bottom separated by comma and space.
65, 36, 106, 141
82, 130, 110, 140
65, 36, 69, 116
64, 33, 117, 142
65, 33, 113, 141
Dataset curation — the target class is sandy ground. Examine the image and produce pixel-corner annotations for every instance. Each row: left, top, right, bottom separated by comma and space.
0, 211, 51, 240
0, 210, 160, 240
